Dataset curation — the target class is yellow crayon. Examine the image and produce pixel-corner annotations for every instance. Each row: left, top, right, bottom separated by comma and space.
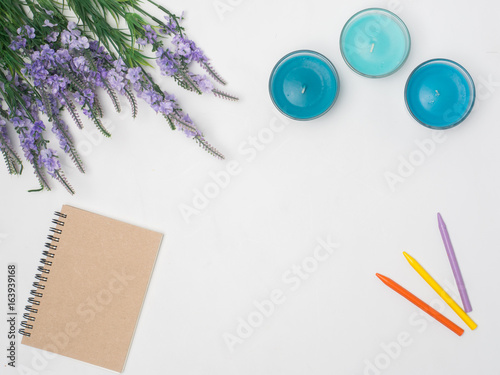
403, 251, 477, 330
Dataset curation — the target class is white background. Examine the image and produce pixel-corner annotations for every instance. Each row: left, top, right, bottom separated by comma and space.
1, 0, 500, 374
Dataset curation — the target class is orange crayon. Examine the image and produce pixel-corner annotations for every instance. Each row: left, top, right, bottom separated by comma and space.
376, 273, 464, 336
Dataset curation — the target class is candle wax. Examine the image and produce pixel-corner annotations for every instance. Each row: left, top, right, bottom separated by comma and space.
269, 51, 339, 120
405, 59, 475, 129
340, 8, 410, 78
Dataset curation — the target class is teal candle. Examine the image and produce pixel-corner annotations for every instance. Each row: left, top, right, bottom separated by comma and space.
269, 50, 339, 120
405, 59, 475, 129
340, 8, 410, 78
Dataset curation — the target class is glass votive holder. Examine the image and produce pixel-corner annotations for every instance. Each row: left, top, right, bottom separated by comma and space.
340, 8, 411, 78
405, 58, 475, 129
269, 50, 340, 120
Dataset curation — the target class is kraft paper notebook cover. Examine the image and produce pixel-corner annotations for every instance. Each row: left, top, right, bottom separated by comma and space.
20, 205, 163, 372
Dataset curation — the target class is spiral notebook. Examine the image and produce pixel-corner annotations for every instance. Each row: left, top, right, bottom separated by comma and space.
20, 205, 163, 372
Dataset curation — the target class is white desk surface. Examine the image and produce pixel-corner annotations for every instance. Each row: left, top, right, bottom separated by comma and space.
1, 0, 499, 374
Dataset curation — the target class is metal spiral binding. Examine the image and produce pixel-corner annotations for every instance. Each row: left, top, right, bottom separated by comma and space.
19, 211, 67, 337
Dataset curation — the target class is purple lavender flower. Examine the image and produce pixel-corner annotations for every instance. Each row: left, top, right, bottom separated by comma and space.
10, 36, 26, 51
192, 75, 214, 93
189, 43, 207, 63
40, 44, 55, 58
74, 36, 89, 50
155, 48, 177, 76
46, 31, 59, 43
53, 126, 71, 152
125, 67, 142, 84
73, 92, 85, 106
60, 30, 72, 45
38, 148, 61, 176
61, 23, 89, 50
46, 94, 72, 153
73, 56, 87, 70
106, 69, 126, 92
159, 101, 174, 115
43, 19, 57, 27
0, 119, 11, 148
113, 58, 126, 73
143, 25, 157, 44
179, 114, 199, 137
17, 25, 36, 39
30, 120, 45, 138
15, 117, 39, 163
173, 36, 192, 57
140, 88, 158, 105
160, 16, 178, 35
136, 38, 147, 46
55, 48, 71, 64
82, 88, 94, 102
26, 26, 36, 39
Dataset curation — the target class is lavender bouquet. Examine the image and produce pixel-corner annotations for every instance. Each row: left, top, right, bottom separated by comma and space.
0, 0, 237, 194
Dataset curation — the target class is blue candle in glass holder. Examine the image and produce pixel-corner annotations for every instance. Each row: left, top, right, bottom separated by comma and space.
340, 8, 410, 78
405, 59, 475, 129
269, 50, 339, 120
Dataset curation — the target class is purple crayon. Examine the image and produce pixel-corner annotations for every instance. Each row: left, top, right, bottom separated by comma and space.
437, 213, 472, 312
